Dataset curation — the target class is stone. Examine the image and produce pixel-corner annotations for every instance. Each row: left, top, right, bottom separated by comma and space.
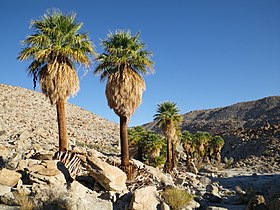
29, 170, 66, 186
182, 199, 200, 210
0, 168, 22, 187
0, 204, 20, 210
160, 201, 171, 210
0, 184, 12, 196
206, 207, 228, 210
69, 180, 88, 199
206, 184, 220, 195
19, 130, 31, 141
246, 195, 268, 210
31, 150, 54, 160
28, 164, 45, 173
79, 154, 127, 192
187, 161, 198, 174
67, 180, 112, 210
203, 192, 222, 203
145, 165, 174, 186
37, 168, 61, 176
0, 146, 9, 159
128, 186, 160, 210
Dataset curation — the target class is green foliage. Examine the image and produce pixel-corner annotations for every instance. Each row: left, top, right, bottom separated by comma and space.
94, 30, 154, 82
161, 188, 193, 210
210, 135, 225, 147
128, 127, 166, 167
153, 101, 182, 129
181, 130, 225, 165
140, 131, 165, 152
150, 155, 166, 167
128, 126, 146, 145
18, 9, 95, 89
193, 131, 211, 145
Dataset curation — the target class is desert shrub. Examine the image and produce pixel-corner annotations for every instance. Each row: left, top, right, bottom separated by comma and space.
224, 157, 234, 169
14, 191, 33, 210
161, 188, 193, 210
76, 140, 86, 147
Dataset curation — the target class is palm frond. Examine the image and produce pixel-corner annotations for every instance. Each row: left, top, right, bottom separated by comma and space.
18, 9, 95, 102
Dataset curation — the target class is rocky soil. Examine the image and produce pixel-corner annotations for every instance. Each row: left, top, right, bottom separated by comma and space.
0, 84, 120, 155
0, 84, 280, 210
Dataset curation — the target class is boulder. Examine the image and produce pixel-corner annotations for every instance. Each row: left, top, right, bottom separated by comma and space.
0, 184, 11, 196
128, 186, 160, 210
246, 195, 268, 210
206, 207, 228, 210
145, 165, 174, 186
0, 146, 9, 159
68, 181, 113, 210
0, 168, 22, 187
182, 199, 200, 210
78, 154, 127, 193
29, 170, 66, 185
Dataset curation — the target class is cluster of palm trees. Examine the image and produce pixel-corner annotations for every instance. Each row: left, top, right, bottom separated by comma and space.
17, 10, 153, 175
181, 130, 224, 167
128, 126, 166, 167
129, 102, 224, 174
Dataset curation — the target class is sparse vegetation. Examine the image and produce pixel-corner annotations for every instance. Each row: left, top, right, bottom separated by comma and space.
161, 188, 193, 210
224, 157, 234, 169
14, 191, 33, 210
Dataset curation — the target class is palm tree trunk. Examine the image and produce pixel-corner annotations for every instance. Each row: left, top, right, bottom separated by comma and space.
171, 141, 176, 169
164, 137, 173, 173
56, 99, 68, 151
120, 116, 130, 174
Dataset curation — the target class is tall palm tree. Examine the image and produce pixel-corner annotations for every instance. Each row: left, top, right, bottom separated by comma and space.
18, 10, 95, 151
94, 30, 153, 174
153, 101, 182, 173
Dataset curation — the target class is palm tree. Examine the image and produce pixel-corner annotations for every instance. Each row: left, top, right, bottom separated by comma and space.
193, 131, 211, 162
128, 126, 146, 160
153, 101, 182, 173
209, 135, 224, 163
18, 10, 95, 151
94, 30, 153, 174
181, 130, 196, 166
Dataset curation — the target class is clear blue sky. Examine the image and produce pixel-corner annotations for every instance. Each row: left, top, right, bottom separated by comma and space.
1, 0, 279, 126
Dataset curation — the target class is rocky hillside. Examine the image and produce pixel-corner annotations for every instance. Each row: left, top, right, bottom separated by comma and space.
0, 84, 120, 153
1, 84, 280, 210
144, 96, 280, 167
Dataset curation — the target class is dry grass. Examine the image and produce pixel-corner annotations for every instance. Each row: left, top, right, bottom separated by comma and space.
14, 191, 34, 210
160, 188, 193, 210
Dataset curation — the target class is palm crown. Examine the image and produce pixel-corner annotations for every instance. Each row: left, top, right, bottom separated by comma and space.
154, 101, 182, 128
94, 30, 154, 118
18, 10, 94, 104
94, 30, 153, 81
